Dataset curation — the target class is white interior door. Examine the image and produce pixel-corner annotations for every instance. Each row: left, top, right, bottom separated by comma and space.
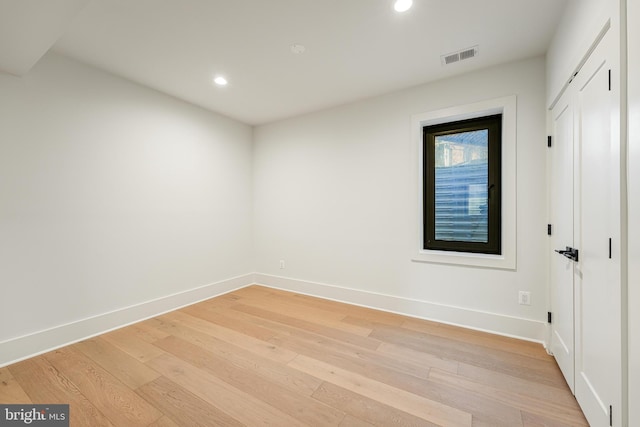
550, 28, 622, 426
573, 30, 622, 427
549, 92, 575, 392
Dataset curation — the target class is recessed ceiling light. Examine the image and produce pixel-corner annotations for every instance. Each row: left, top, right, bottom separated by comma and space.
394, 0, 413, 12
213, 76, 228, 86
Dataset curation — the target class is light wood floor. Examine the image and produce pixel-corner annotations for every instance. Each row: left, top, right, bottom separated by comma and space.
0, 285, 588, 426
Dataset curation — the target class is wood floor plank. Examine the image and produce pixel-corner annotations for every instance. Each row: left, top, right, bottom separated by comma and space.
340, 309, 423, 328
233, 303, 380, 349
188, 301, 299, 337
75, 337, 161, 389
234, 290, 374, 337
254, 313, 446, 381
182, 302, 278, 341
263, 287, 407, 327
268, 326, 424, 377
340, 414, 378, 427
271, 333, 522, 426
289, 354, 473, 426
376, 342, 459, 373
196, 305, 443, 394
129, 322, 171, 343
162, 310, 298, 363
269, 331, 433, 381
136, 376, 242, 427
44, 347, 162, 427
313, 380, 439, 427
0, 367, 32, 404
401, 318, 551, 361
370, 324, 566, 388
473, 417, 516, 427
153, 334, 345, 425
521, 410, 581, 427
456, 362, 579, 407
147, 415, 181, 427
428, 368, 589, 426
102, 327, 167, 363
145, 352, 307, 426
148, 316, 323, 396
8, 357, 115, 427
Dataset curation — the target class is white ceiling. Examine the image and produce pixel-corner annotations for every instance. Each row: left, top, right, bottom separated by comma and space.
5, 0, 568, 125
0, 0, 88, 75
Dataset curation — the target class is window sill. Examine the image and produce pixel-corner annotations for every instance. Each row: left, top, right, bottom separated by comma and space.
412, 249, 515, 270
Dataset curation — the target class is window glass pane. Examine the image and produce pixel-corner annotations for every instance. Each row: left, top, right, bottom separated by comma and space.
434, 129, 488, 243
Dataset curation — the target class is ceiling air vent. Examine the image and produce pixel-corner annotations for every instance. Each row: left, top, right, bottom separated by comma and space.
441, 45, 479, 66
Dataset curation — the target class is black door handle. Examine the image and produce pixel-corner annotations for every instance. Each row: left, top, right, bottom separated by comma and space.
555, 246, 579, 262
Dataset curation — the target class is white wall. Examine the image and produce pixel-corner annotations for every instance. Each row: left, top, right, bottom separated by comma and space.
627, 0, 639, 424
0, 52, 253, 362
253, 56, 548, 341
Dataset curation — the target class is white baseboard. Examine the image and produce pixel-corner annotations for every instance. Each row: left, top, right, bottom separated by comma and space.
254, 273, 547, 344
0, 273, 255, 368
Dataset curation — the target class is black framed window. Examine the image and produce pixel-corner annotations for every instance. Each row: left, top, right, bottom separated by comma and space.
423, 114, 502, 254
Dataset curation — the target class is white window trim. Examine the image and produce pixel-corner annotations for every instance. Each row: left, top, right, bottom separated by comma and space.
411, 95, 517, 270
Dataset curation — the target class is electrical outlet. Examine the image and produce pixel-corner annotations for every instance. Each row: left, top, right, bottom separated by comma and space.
279, 260, 285, 269
518, 291, 531, 305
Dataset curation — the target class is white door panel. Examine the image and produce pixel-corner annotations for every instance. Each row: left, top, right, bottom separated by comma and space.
573, 31, 621, 427
550, 97, 575, 392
